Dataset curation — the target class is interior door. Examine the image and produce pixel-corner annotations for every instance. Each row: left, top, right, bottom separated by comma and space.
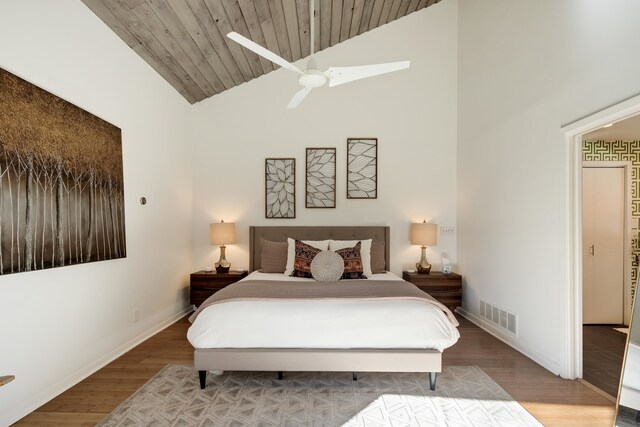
583, 167, 625, 324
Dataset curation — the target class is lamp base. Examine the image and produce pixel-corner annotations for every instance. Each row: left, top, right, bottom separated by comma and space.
215, 264, 230, 273
214, 245, 231, 273
416, 246, 431, 274
416, 261, 432, 274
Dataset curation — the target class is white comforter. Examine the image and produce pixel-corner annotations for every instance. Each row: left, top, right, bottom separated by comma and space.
187, 271, 460, 352
620, 342, 640, 410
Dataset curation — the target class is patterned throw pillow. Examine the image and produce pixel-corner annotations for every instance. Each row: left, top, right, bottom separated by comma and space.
291, 240, 322, 278
310, 250, 344, 282
335, 242, 366, 279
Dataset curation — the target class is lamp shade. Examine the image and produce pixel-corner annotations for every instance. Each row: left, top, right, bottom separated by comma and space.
410, 221, 437, 246
210, 221, 236, 245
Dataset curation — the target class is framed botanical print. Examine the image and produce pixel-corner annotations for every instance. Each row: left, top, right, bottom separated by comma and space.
265, 158, 296, 218
306, 147, 336, 208
347, 138, 377, 199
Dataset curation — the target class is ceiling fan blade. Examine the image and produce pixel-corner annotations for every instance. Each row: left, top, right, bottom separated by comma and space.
227, 32, 303, 75
287, 87, 313, 109
325, 60, 410, 87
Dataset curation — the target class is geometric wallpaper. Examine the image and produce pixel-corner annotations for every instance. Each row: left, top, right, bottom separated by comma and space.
583, 140, 640, 298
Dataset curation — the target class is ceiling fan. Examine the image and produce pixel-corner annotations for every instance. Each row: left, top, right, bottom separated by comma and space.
226, 0, 410, 109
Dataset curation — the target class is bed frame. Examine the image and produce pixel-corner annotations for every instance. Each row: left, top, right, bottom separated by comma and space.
195, 225, 441, 390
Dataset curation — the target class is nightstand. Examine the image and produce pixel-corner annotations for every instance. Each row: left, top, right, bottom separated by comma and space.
190, 270, 248, 307
402, 271, 462, 310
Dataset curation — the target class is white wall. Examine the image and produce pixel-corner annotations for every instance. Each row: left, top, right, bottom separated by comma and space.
457, 0, 640, 375
0, 1, 193, 424
191, 1, 458, 277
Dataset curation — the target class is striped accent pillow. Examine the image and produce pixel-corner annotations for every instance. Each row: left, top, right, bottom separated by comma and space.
291, 240, 322, 278
335, 242, 366, 280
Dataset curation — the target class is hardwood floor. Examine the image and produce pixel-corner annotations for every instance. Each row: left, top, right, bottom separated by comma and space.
14, 315, 615, 426
445, 318, 615, 426
583, 324, 627, 398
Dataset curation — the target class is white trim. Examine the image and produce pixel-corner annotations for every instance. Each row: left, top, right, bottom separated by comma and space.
561, 93, 640, 135
562, 92, 640, 380
564, 134, 581, 380
456, 308, 562, 376
582, 161, 633, 325
1, 306, 193, 427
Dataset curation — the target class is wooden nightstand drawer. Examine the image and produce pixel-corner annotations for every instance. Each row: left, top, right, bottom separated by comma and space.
423, 292, 462, 310
421, 288, 462, 298
190, 270, 248, 306
410, 279, 460, 289
403, 271, 462, 310
190, 277, 230, 289
190, 290, 223, 307
414, 288, 460, 300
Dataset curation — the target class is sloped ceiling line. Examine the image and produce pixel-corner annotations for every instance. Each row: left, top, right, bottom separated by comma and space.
82, 0, 442, 104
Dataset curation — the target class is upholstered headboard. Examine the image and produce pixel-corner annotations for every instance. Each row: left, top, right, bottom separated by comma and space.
249, 226, 390, 272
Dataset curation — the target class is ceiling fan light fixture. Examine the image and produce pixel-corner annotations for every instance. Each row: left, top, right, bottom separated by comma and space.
225, 0, 410, 108
299, 71, 327, 88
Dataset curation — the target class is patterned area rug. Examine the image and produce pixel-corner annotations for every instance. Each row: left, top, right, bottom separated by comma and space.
97, 365, 542, 426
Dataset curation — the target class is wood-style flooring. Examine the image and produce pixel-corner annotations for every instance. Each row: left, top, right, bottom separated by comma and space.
583, 324, 627, 398
14, 315, 615, 426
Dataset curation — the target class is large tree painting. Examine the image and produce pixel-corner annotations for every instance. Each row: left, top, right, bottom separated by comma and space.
0, 68, 126, 275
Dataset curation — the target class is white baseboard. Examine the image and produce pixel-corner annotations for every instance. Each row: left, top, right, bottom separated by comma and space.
456, 308, 562, 376
2, 305, 193, 427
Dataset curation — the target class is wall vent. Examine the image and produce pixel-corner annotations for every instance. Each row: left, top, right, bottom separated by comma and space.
480, 300, 518, 336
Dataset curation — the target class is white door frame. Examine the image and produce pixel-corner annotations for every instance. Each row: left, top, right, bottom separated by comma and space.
562, 93, 640, 380
582, 161, 632, 325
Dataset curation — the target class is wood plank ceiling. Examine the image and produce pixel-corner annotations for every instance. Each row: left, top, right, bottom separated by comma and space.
82, 0, 443, 104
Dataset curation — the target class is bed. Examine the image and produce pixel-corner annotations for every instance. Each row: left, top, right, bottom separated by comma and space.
187, 226, 460, 391
620, 342, 640, 410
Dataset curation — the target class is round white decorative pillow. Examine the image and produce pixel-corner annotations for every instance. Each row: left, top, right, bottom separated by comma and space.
310, 250, 344, 282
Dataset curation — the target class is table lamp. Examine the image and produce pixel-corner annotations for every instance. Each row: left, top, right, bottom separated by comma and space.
210, 220, 236, 273
410, 220, 437, 274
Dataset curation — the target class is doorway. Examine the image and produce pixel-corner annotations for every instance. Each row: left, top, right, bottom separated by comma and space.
565, 95, 640, 385
581, 160, 630, 398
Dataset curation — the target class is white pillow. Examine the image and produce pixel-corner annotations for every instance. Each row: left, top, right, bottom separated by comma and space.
329, 239, 372, 277
284, 238, 330, 276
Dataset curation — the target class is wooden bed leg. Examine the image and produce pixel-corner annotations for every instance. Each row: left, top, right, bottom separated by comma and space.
199, 370, 206, 389
277, 371, 283, 380
429, 372, 437, 391
352, 372, 358, 381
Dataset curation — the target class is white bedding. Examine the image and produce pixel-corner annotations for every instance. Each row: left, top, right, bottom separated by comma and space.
620, 342, 640, 410
187, 271, 460, 352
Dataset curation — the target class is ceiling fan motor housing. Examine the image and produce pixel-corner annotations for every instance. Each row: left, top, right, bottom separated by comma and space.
299, 70, 327, 88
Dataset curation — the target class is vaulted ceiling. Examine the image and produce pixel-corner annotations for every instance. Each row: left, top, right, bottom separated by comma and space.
81, 0, 443, 104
